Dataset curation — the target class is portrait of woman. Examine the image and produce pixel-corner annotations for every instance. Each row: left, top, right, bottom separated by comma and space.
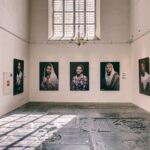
40, 62, 59, 91
13, 59, 24, 95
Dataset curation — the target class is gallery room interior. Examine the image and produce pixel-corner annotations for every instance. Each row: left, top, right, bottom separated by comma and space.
0, 0, 150, 149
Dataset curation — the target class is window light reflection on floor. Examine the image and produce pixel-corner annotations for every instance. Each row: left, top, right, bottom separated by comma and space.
0, 113, 76, 149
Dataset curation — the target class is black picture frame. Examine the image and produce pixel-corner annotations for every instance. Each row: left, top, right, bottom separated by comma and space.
39, 62, 59, 91
139, 57, 150, 96
13, 59, 24, 95
70, 62, 89, 91
100, 62, 120, 91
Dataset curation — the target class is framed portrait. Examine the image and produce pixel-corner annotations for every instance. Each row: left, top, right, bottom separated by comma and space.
13, 59, 24, 95
40, 62, 59, 91
100, 62, 120, 91
139, 57, 150, 96
3, 72, 13, 96
70, 62, 89, 91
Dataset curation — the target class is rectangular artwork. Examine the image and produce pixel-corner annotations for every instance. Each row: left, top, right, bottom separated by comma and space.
40, 62, 59, 91
70, 62, 89, 91
3, 72, 13, 95
13, 59, 24, 95
100, 62, 120, 91
139, 57, 150, 95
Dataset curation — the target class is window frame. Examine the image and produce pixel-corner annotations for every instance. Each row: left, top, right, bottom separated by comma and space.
48, 0, 101, 42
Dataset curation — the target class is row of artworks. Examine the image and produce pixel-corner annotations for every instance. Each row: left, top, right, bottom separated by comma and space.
39, 62, 120, 91
10, 60, 120, 95
4, 58, 150, 95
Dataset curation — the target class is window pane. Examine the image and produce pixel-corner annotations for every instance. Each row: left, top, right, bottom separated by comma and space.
86, 24, 95, 37
54, 25, 63, 37
75, 13, 84, 24
51, 0, 96, 40
64, 25, 74, 37
65, 0, 73, 11
75, 0, 84, 11
65, 13, 73, 24
54, 13, 63, 24
54, 0, 63, 11
75, 25, 85, 37
86, 12, 95, 24
86, 0, 95, 11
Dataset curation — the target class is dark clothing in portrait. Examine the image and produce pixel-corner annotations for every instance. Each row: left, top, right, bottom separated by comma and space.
13, 59, 24, 95
101, 72, 120, 91
71, 75, 88, 91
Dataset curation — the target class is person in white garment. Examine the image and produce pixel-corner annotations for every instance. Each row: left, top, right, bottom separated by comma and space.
101, 63, 120, 91
16, 61, 23, 93
140, 61, 150, 91
41, 63, 58, 90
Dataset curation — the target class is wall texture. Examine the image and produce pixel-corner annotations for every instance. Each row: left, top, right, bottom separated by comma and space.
130, 0, 150, 112
0, 0, 29, 116
29, 0, 132, 103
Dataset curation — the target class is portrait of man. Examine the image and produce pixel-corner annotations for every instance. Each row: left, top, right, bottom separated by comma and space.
40, 62, 59, 91
100, 62, 120, 91
139, 57, 150, 95
70, 62, 89, 91
13, 59, 24, 95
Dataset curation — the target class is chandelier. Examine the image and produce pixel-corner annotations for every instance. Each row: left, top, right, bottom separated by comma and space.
70, 0, 88, 46
71, 32, 88, 46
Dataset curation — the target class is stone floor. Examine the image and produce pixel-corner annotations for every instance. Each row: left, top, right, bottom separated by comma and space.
0, 102, 150, 150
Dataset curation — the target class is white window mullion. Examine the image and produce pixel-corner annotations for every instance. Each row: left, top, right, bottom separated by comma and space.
95, 0, 100, 39
52, 0, 54, 37
73, 0, 76, 38
84, 0, 86, 38
62, 0, 65, 39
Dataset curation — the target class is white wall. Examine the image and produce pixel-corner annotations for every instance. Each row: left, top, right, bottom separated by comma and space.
130, 0, 150, 112
29, 0, 132, 103
29, 44, 131, 103
101, 0, 129, 42
0, 0, 29, 116
30, 0, 130, 43
130, 0, 150, 40
0, 0, 29, 41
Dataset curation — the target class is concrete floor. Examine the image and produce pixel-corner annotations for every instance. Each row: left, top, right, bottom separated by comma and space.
0, 103, 150, 150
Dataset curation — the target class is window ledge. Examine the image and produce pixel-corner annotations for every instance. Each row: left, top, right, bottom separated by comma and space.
47, 38, 101, 44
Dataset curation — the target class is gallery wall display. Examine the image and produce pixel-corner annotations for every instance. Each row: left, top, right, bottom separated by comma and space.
3, 72, 13, 96
40, 62, 59, 91
100, 62, 120, 91
139, 57, 150, 96
70, 62, 89, 91
13, 59, 24, 95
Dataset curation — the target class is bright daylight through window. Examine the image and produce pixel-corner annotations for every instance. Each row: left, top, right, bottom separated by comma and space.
49, 0, 98, 41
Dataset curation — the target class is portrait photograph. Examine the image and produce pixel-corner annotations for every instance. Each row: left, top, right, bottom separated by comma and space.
100, 62, 120, 91
40, 62, 59, 91
13, 59, 24, 95
139, 57, 150, 95
70, 62, 89, 91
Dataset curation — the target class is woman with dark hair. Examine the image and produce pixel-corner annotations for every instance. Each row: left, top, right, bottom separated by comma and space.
41, 63, 58, 90
71, 64, 88, 90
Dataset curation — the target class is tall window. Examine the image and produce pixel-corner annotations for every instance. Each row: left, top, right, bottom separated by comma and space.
50, 0, 97, 40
